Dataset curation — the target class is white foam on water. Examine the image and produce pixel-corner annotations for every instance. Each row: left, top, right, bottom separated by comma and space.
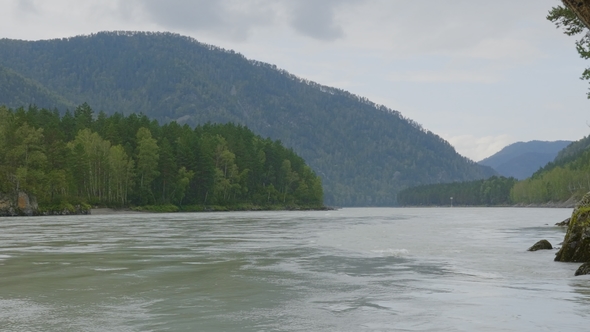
369, 248, 409, 257
92, 267, 129, 272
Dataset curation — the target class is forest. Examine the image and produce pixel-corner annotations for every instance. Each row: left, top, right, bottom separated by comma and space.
0, 31, 495, 206
398, 133, 590, 206
0, 104, 324, 214
509, 136, 590, 204
397, 176, 518, 206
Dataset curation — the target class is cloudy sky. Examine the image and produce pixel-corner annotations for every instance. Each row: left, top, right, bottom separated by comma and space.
1, 0, 587, 160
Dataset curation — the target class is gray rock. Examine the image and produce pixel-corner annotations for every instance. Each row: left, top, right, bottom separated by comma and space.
528, 239, 553, 251
575, 262, 590, 276
555, 192, 590, 262
555, 218, 570, 227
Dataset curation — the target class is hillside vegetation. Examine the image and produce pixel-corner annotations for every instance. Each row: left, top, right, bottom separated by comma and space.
478, 140, 571, 180
0, 64, 75, 111
400, 135, 590, 206
0, 31, 495, 206
397, 176, 517, 206
510, 137, 590, 204
0, 104, 324, 213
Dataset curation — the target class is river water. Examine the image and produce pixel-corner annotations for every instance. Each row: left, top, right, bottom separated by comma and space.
0, 208, 588, 331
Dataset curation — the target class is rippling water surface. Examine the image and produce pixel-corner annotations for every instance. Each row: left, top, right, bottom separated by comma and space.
0, 208, 588, 331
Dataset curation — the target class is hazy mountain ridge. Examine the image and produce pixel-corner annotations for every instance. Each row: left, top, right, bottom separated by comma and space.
479, 140, 571, 180
0, 31, 496, 206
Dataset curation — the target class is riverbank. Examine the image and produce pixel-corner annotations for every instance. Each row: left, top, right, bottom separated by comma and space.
400, 197, 578, 209
512, 196, 578, 209
93, 204, 335, 215
90, 208, 149, 215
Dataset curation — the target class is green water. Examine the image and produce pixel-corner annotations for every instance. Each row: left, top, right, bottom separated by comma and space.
0, 208, 588, 331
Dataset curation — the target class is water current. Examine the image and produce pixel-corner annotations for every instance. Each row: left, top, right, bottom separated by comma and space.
0, 207, 588, 331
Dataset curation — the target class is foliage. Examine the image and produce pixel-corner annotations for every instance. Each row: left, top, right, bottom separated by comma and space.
507, 136, 590, 205
551, 135, 590, 166
0, 65, 75, 111
548, 5, 590, 97
511, 162, 590, 205
0, 31, 495, 206
478, 140, 571, 180
0, 104, 324, 210
397, 176, 517, 206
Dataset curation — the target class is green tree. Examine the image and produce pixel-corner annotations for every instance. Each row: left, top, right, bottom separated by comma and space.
155, 137, 177, 203
280, 159, 298, 203
5, 123, 47, 195
0, 106, 12, 193
74, 103, 94, 132
548, 4, 590, 97
108, 144, 134, 205
173, 166, 195, 206
67, 129, 111, 202
135, 127, 159, 204
212, 135, 241, 203
0, 104, 326, 210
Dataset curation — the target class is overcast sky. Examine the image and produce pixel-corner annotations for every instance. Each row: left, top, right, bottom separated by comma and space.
1, 0, 587, 160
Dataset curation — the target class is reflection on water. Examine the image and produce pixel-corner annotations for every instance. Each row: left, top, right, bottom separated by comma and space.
0, 208, 588, 331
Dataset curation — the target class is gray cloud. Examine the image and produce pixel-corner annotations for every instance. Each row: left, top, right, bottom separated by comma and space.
139, 0, 223, 29
288, 0, 347, 41
129, 0, 275, 41
17, 0, 38, 14
125, 0, 355, 42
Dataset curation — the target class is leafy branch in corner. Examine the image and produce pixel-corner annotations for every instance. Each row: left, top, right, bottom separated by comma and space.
548, 3, 590, 97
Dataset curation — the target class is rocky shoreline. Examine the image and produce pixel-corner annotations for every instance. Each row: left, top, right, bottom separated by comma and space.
530, 193, 590, 276
0, 192, 90, 217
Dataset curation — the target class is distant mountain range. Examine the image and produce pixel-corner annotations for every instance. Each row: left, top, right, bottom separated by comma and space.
0, 31, 496, 206
478, 140, 572, 180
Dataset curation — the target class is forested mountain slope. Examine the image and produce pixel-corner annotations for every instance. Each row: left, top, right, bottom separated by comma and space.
479, 140, 571, 180
0, 64, 75, 111
398, 176, 517, 206
553, 135, 590, 164
0, 31, 495, 206
511, 136, 590, 204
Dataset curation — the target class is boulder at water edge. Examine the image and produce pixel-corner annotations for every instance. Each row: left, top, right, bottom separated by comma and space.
575, 262, 590, 276
555, 218, 570, 227
528, 239, 553, 251
555, 192, 590, 262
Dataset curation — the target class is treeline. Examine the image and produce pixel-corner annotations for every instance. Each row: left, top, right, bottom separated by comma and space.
0, 104, 324, 211
510, 158, 590, 205
397, 176, 517, 206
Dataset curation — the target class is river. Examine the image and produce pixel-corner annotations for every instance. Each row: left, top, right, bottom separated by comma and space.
0, 208, 588, 331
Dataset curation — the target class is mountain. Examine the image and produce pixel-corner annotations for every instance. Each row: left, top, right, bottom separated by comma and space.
0, 64, 75, 111
553, 135, 590, 163
0, 31, 496, 206
478, 140, 572, 180
511, 136, 590, 205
